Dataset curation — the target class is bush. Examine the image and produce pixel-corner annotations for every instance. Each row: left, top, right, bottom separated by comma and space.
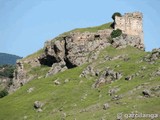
0, 65, 15, 78
112, 12, 122, 20
0, 89, 8, 98
110, 29, 122, 38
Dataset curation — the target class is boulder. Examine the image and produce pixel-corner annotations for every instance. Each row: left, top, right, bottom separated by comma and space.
27, 87, 34, 93
34, 101, 43, 109
46, 61, 67, 77
103, 103, 110, 110
112, 95, 122, 101
112, 34, 144, 50
93, 68, 122, 88
125, 76, 132, 81
80, 66, 96, 77
144, 48, 160, 63
142, 90, 151, 97
54, 80, 61, 85
108, 87, 120, 96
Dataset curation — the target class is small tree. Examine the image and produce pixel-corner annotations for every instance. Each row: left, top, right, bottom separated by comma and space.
110, 29, 122, 38
0, 89, 8, 98
112, 12, 122, 20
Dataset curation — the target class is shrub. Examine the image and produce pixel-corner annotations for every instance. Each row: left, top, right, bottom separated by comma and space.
0, 89, 8, 98
112, 12, 122, 20
0, 65, 15, 78
110, 29, 122, 38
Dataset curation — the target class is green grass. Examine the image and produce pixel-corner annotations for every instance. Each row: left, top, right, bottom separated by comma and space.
28, 65, 51, 78
52, 22, 112, 42
0, 46, 159, 120
25, 48, 44, 60
71, 22, 112, 33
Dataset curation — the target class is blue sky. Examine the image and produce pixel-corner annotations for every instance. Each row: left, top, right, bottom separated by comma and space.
0, 0, 160, 57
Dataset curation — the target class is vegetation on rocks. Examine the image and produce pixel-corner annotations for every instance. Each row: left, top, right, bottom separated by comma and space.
110, 29, 122, 38
0, 65, 15, 78
0, 88, 8, 98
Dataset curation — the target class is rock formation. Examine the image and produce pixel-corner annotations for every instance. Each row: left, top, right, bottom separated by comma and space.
10, 12, 146, 92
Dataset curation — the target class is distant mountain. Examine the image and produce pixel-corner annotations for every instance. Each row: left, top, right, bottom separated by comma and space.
0, 53, 22, 65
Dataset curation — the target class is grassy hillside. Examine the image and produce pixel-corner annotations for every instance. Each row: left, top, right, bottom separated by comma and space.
52, 22, 113, 42
71, 22, 112, 33
0, 46, 159, 120
0, 53, 22, 65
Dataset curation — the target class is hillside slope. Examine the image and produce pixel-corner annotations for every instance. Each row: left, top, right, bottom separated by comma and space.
0, 53, 22, 65
0, 46, 159, 120
0, 12, 159, 120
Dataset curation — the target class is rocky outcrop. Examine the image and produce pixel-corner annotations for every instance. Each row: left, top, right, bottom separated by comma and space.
93, 68, 122, 88
44, 30, 112, 67
9, 60, 27, 92
10, 30, 113, 91
103, 103, 110, 110
80, 66, 98, 77
112, 34, 144, 50
9, 60, 36, 93
144, 48, 160, 63
11, 12, 145, 92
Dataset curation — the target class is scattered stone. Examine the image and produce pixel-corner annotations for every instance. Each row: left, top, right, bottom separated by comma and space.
34, 101, 43, 109
95, 70, 100, 76
103, 103, 110, 110
125, 76, 132, 81
142, 90, 151, 97
93, 68, 122, 88
88, 51, 100, 62
141, 66, 146, 70
150, 86, 160, 97
27, 87, 34, 93
79, 108, 87, 113
64, 79, 69, 83
80, 66, 96, 77
104, 55, 112, 61
155, 70, 160, 76
108, 87, 120, 96
54, 79, 61, 85
112, 95, 122, 101
46, 61, 68, 77
144, 48, 160, 63
37, 108, 43, 112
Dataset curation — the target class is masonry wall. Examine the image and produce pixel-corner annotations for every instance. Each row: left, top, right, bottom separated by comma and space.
115, 12, 144, 44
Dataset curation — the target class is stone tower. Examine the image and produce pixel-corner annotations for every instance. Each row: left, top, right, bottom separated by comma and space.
114, 12, 144, 44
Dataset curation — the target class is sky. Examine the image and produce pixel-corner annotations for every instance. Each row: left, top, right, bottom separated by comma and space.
0, 0, 160, 57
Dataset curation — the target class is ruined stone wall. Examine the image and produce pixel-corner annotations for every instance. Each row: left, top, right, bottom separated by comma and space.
115, 12, 143, 44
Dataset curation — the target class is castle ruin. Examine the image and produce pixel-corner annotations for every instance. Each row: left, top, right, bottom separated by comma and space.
114, 12, 144, 44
